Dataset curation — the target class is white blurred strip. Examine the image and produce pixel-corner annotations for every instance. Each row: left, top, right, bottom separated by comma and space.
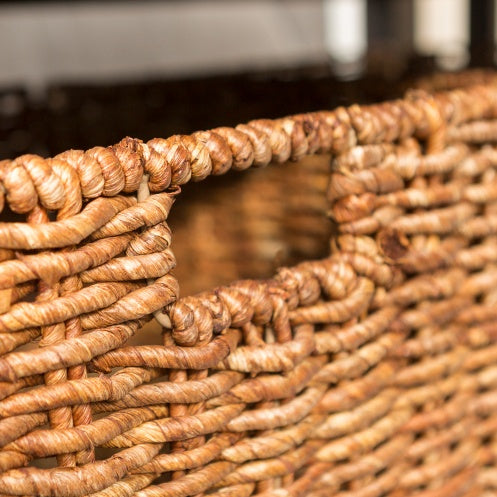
414, 0, 469, 57
323, 0, 367, 63
0, 1, 326, 87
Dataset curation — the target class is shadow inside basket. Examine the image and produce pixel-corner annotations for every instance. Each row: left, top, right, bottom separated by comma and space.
170, 154, 334, 297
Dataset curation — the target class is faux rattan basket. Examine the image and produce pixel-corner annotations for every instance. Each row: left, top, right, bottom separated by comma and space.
1, 73, 497, 497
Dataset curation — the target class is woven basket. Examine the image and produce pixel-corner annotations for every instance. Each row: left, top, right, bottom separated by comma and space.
1, 74, 497, 497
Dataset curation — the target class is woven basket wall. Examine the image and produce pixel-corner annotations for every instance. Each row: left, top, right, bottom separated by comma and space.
1, 74, 497, 496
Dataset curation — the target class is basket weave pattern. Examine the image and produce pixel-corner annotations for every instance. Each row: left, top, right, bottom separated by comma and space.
1, 81, 497, 496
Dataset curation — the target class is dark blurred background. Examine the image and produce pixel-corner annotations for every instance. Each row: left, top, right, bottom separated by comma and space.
0, 0, 494, 159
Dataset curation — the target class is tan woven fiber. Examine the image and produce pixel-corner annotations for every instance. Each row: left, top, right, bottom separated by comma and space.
2, 76, 497, 496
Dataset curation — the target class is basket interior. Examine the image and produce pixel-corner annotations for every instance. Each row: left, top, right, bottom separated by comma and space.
170, 154, 333, 297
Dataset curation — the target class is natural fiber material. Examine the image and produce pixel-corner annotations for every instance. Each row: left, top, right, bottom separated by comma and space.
1, 75, 497, 496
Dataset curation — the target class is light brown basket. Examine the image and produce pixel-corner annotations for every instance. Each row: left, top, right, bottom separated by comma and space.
1, 74, 497, 497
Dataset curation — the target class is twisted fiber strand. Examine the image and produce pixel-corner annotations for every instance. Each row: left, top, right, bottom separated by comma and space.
318, 360, 396, 412
0, 321, 141, 383
99, 370, 242, 412
0, 450, 30, 474
398, 297, 470, 330
314, 406, 413, 462
312, 331, 404, 383
79, 274, 178, 330
404, 468, 478, 497
309, 463, 408, 497
0, 281, 140, 333
398, 378, 472, 420
449, 120, 497, 143
392, 346, 468, 387
391, 324, 463, 358
405, 418, 474, 460
136, 432, 241, 474
0, 196, 134, 250
86, 474, 157, 497
134, 461, 236, 497
221, 414, 324, 464
225, 385, 326, 432
0, 443, 161, 497
400, 438, 478, 490
314, 306, 398, 354
0, 376, 41, 403
217, 324, 315, 373
91, 328, 240, 373
329, 142, 469, 204
0, 234, 132, 290
0, 367, 162, 417
338, 251, 399, 287
293, 435, 411, 496
105, 403, 245, 448
97, 370, 243, 412
0, 413, 46, 448
217, 440, 323, 487
207, 483, 255, 497
312, 388, 399, 439
6, 405, 169, 457
90, 191, 177, 241
208, 355, 326, 407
